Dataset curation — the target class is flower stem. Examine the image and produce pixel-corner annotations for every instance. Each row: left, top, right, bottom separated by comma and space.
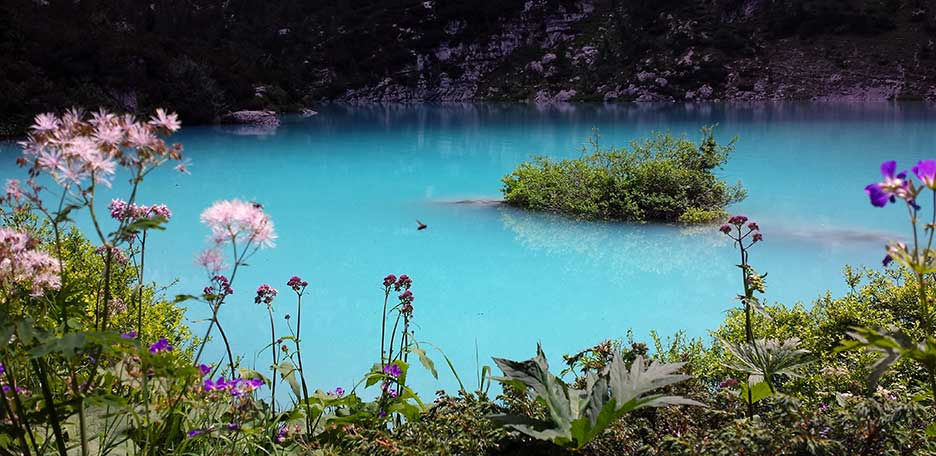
137, 231, 147, 336
380, 289, 390, 366
268, 306, 277, 416
294, 292, 312, 434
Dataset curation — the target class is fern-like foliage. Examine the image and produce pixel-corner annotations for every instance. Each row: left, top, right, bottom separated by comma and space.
490, 344, 701, 450
720, 338, 812, 394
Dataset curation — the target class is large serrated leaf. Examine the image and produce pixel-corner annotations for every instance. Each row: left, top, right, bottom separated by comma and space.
491, 344, 700, 450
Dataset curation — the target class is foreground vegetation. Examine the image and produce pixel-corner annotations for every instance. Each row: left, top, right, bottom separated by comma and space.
1, 110, 936, 455
501, 127, 746, 223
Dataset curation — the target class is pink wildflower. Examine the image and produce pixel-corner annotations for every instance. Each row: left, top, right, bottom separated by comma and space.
0, 228, 61, 296
149, 109, 181, 133
200, 199, 277, 248
254, 284, 278, 305
196, 248, 226, 274
31, 113, 60, 133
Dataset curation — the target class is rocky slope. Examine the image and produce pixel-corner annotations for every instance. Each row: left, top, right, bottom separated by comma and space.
328, 0, 936, 103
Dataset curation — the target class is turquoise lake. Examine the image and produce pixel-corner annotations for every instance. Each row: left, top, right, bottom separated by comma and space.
1, 102, 934, 400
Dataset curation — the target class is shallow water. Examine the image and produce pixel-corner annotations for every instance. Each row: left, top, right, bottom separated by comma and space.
1, 102, 933, 400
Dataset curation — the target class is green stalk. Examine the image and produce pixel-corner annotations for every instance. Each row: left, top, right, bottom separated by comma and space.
32, 359, 68, 456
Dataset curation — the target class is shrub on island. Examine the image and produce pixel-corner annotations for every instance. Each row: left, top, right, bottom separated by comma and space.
500, 126, 746, 223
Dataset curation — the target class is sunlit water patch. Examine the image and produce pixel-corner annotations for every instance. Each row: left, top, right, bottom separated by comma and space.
1, 102, 933, 399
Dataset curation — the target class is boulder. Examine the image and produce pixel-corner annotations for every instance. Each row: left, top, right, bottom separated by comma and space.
221, 110, 280, 127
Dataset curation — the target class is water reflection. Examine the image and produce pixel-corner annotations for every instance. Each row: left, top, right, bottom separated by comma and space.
497, 207, 730, 277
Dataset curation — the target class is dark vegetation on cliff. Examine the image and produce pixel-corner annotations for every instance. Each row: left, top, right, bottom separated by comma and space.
2, 0, 936, 135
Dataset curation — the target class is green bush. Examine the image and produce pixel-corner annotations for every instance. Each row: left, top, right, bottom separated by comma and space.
500, 127, 746, 223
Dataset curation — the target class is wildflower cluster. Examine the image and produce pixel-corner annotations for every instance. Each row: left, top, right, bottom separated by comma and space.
15, 109, 184, 197
287, 275, 308, 293
108, 198, 172, 222
254, 284, 278, 306
95, 244, 128, 265
203, 275, 234, 301
383, 364, 402, 378
383, 273, 415, 315
381, 363, 401, 397
0, 363, 29, 399
719, 377, 740, 389
275, 424, 303, 443
200, 199, 276, 248
864, 160, 935, 208
719, 215, 763, 245
149, 337, 173, 354
196, 248, 226, 274
202, 376, 264, 397
865, 160, 936, 269
0, 227, 61, 296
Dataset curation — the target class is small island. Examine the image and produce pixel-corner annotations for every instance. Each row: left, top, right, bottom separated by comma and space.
501, 126, 746, 223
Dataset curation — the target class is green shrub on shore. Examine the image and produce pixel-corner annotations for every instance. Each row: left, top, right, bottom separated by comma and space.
500, 126, 746, 223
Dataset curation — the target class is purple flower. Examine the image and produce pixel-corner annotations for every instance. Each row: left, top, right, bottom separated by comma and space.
398, 290, 414, 306
287, 275, 308, 292
186, 429, 204, 438
276, 425, 288, 443
882, 242, 906, 268
1, 363, 5, 376
728, 215, 748, 226
227, 422, 240, 431
197, 364, 212, 376
330, 387, 345, 396
383, 364, 402, 378
719, 224, 731, 234
203, 377, 225, 392
394, 274, 412, 291
254, 284, 278, 305
752, 233, 763, 243
913, 160, 936, 189
121, 331, 137, 339
747, 222, 759, 231
148, 337, 173, 354
719, 377, 739, 389
383, 274, 397, 288
865, 160, 911, 207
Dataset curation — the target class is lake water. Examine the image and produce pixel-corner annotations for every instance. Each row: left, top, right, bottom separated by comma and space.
1, 102, 933, 400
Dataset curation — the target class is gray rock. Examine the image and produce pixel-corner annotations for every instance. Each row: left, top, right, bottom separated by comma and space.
222, 110, 280, 127
637, 71, 656, 82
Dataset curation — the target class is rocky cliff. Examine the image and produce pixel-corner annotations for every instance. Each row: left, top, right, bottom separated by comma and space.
326, 0, 936, 103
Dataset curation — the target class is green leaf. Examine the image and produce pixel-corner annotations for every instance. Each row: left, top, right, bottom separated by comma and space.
53, 203, 82, 224
720, 338, 812, 393
491, 344, 700, 450
275, 361, 303, 400
739, 380, 772, 405
412, 346, 438, 379
926, 422, 936, 438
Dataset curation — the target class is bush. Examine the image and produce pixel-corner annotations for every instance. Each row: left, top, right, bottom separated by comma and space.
500, 126, 746, 223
